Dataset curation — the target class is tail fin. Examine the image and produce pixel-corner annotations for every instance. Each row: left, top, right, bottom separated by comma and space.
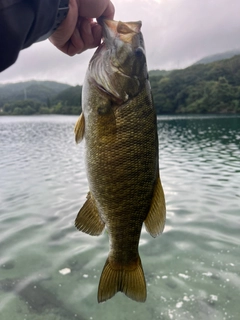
97, 256, 146, 303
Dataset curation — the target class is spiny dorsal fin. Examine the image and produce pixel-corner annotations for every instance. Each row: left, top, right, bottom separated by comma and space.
144, 174, 166, 238
98, 256, 146, 303
74, 113, 85, 144
75, 192, 105, 236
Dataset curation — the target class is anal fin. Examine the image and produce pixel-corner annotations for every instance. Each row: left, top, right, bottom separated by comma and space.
144, 174, 166, 238
75, 192, 105, 236
74, 113, 85, 144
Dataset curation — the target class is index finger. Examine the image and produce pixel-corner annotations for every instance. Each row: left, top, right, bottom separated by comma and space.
101, 1, 115, 19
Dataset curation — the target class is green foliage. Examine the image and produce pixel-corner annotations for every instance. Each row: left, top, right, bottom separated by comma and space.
2, 54, 240, 116
51, 102, 81, 115
39, 107, 51, 114
149, 54, 240, 114
0, 84, 82, 116
149, 70, 173, 77
0, 80, 71, 107
50, 85, 82, 115
2, 100, 42, 115
53, 85, 82, 107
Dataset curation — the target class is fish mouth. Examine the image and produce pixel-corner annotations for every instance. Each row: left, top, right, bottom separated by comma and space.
89, 19, 145, 103
100, 19, 142, 44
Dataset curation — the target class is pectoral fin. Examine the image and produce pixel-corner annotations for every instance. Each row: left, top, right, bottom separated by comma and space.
74, 113, 85, 143
75, 192, 105, 236
144, 174, 166, 238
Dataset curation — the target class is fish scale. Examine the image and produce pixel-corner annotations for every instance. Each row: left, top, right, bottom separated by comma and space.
74, 19, 166, 303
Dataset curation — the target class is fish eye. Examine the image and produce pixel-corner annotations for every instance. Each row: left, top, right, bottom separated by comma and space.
134, 47, 144, 58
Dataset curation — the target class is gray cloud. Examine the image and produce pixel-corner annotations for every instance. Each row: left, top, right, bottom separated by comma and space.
0, 41, 93, 85
0, 0, 240, 85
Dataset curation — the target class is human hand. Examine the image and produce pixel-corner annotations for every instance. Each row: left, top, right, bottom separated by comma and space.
49, 0, 115, 56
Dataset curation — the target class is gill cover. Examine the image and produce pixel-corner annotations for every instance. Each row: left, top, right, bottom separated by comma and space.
87, 19, 149, 103
102, 19, 147, 79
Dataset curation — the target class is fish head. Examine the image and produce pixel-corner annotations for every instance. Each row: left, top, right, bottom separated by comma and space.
88, 19, 148, 103
102, 19, 147, 80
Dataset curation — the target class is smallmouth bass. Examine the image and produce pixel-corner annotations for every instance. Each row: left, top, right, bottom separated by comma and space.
74, 19, 166, 303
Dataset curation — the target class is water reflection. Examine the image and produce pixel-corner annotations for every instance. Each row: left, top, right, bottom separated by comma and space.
158, 115, 240, 145
0, 115, 239, 320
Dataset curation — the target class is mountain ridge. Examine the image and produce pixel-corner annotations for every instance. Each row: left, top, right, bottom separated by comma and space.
1, 51, 240, 115
193, 49, 240, 65
0, 80, 70, 107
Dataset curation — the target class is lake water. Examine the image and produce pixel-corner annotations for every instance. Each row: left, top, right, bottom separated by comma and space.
0, 115, 239, 320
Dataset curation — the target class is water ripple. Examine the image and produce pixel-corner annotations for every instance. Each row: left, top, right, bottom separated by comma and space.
0, 115, 239, 319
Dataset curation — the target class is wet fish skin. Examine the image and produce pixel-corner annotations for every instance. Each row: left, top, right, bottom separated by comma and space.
74, 19, 166, 303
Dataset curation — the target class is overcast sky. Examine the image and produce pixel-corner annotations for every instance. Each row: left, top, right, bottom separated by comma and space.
1, 0, 240, 86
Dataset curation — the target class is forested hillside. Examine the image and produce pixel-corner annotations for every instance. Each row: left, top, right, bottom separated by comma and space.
1, 54, 240, 115
0, 82, 81, 115
151, 54, 240, 114
0, 81, 70, 107
193, 49, 240, 65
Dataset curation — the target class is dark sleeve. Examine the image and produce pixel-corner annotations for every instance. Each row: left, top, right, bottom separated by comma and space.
0, 0, 60, 72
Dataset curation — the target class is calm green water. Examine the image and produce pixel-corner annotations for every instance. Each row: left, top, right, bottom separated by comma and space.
0, 115, 239, 320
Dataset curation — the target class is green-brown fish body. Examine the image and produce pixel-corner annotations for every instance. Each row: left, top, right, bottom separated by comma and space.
74, 19, 166, 303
